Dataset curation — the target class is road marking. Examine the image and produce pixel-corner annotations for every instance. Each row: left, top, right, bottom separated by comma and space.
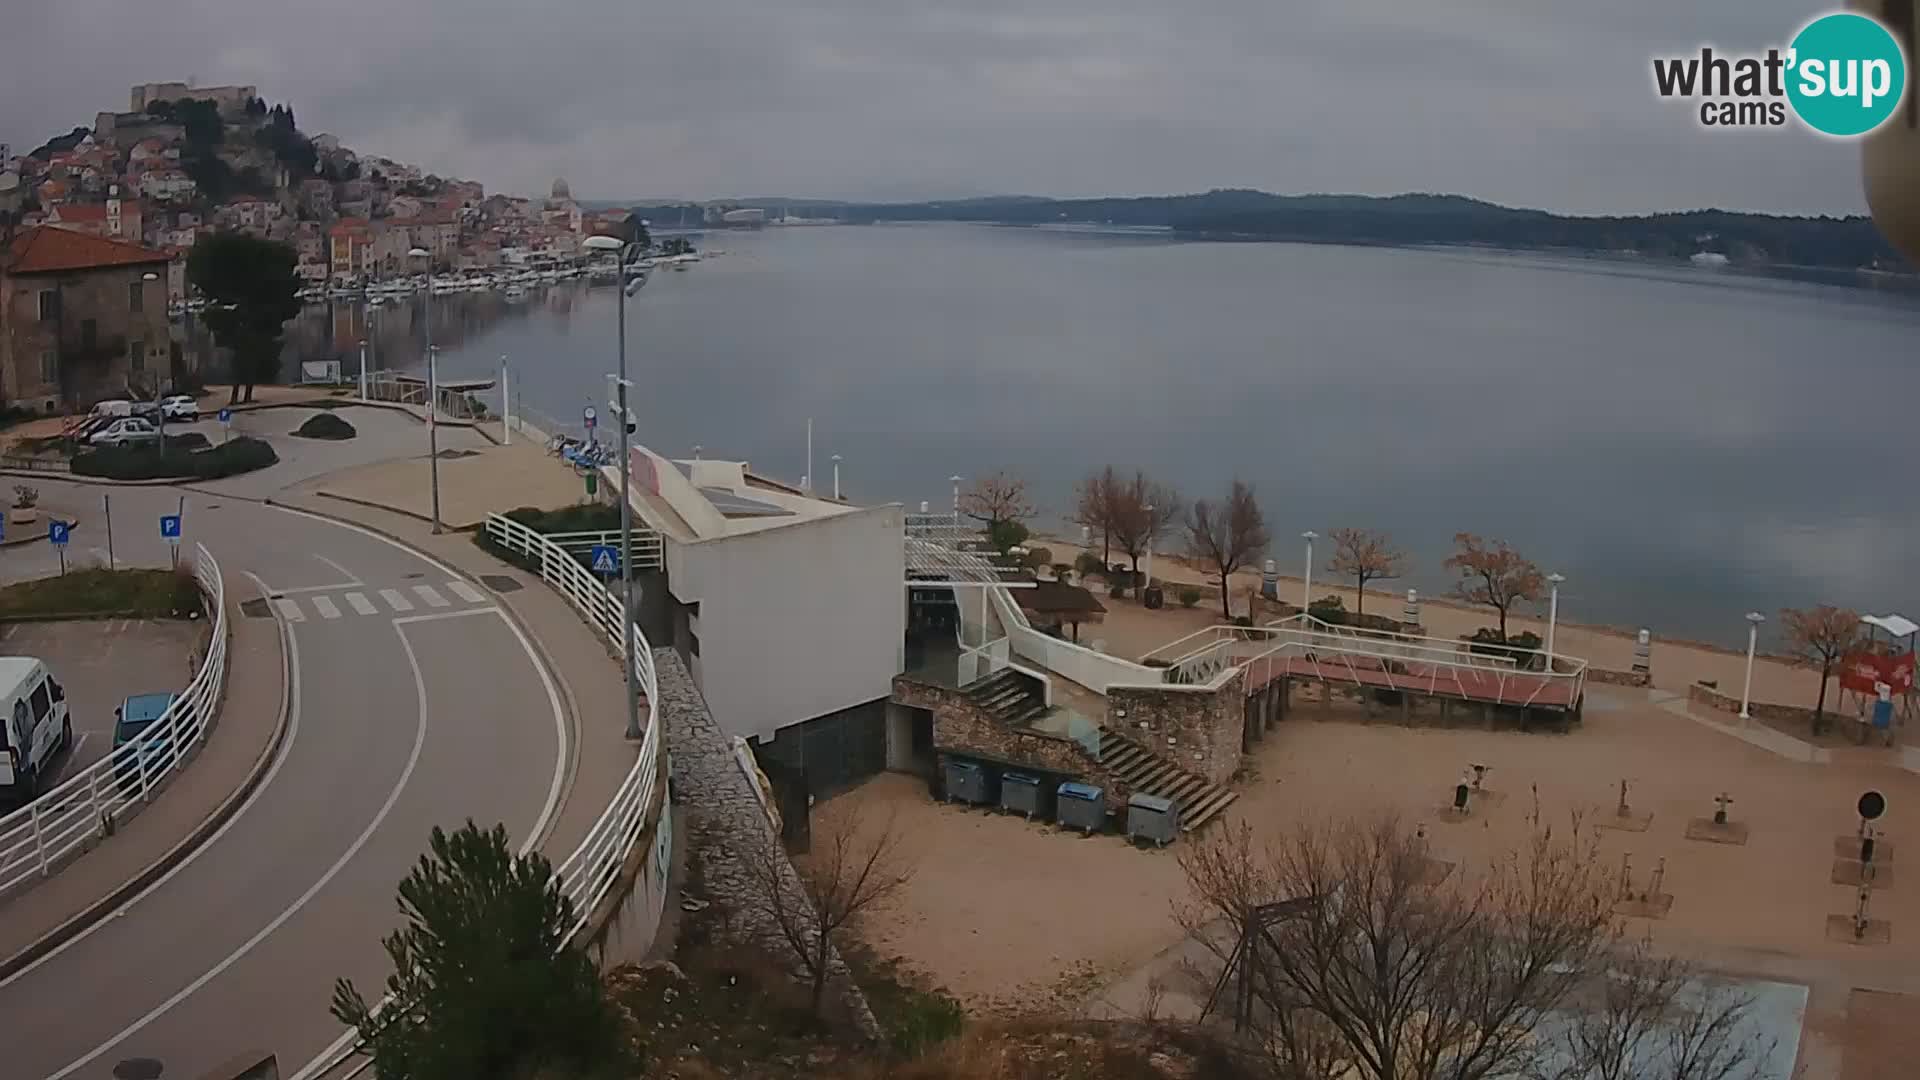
447, 580, 486, 604
393, 606, 500, 626
378, 588, 413, 612
1, 569, 303, 990
344, 592, 377, 616
411, 584, 449, 608
270, 583, 362, 595
49, 615, 431, 1080
313, 554, 360, 583
310, 595, 341, 620
273, 598, 305, 622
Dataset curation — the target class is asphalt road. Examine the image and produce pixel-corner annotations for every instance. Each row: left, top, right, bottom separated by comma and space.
0, 480, 567, 1080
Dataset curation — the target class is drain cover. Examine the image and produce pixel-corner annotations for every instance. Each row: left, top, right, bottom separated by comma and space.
481, 574, 523, 593
435, 449, 480, 460
113, 1060, 165, 1080
404, 572, 424, 579
240, 598, 272, 619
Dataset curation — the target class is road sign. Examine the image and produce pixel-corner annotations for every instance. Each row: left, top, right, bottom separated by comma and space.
48, 521, 69, 546
590, 544, 619, 575
160, 514, 182, 543
217, 407, 232, 425
583, 406, 597, 430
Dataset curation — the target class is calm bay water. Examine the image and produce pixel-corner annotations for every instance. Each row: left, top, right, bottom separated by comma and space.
291, 224, 1920, 647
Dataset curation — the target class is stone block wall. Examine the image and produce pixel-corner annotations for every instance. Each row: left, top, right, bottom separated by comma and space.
1107, 668, 1245, 786
1588, 667, 1651, 688
1688, 680, 1819, 726
895, 675, 1134, 811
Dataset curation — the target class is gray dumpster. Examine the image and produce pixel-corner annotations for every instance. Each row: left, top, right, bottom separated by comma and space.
1000, 771, 1046, 819
1057, 781, 1105, 833
944, 759, 996, 806
1127, 793, 1181, 846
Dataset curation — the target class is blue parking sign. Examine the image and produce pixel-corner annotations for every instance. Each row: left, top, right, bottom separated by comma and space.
160, 514, 182, 542
590, 544, 619, 575
48, 521, 69, 546
217, 408, 233, 425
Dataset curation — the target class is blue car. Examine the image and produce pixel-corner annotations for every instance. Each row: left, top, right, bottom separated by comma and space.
114, 692, 178, 785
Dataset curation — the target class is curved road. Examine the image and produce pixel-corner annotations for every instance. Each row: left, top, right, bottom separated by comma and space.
0, 480, 568, 1080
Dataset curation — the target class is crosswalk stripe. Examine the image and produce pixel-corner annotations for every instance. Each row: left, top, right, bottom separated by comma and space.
274, 598, 305, 623
412, 584, 450, 608
345, 592, 378, 616
311, 595, 342, 620
447, 580, 486, 604
379, 588, 413, 612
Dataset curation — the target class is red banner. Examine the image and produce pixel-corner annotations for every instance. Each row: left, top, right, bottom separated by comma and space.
1841, 650, 1916, 695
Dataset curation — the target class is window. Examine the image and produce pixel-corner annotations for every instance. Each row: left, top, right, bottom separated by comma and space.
39, 351, 57, 385
130, 339, 146, 373
129, 280, 144, 313
29, 680, 51, 722
49, 680, 64, 704
81, 320, 97, 350
37, 290, 60, 323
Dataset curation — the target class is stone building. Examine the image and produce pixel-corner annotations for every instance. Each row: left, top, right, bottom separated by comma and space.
0, 226, 175, 410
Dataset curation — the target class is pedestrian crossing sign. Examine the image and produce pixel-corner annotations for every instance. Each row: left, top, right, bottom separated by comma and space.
590, 545, 619, 575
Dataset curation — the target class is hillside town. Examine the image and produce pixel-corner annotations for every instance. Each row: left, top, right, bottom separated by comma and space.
0, 80, 646, 411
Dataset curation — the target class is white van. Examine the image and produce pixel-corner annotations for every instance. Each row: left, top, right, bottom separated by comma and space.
0, 658, 71, 804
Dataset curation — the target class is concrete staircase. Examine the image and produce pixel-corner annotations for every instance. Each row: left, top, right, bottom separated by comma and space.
1095, 728, 1238, 832
966, 669, 1050, 727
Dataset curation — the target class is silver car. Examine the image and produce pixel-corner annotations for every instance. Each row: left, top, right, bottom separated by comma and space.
88, 417, 161, 448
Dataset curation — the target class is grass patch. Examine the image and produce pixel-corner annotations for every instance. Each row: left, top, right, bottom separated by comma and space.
72, 437, 277, 481
0, 567, 201, 620
843, 944, 966, 1058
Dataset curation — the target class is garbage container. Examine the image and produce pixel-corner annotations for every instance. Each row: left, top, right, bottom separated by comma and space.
1000, 771, 1047, 819
944, 759, 996, 806
1127, 793, 1181, 846
1056, 781, 1105, 833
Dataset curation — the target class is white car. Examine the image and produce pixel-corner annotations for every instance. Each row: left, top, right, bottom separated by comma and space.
88, 417, 161, 448
159, 395, 200, 422
89, 399, 134, 419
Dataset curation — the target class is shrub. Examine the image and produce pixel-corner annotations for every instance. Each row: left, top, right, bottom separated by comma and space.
293, 412, 357, 439
1179, 587, 1201, 608
12, 485, 37, 509
987, 519, 1029, 554
1022, 545, 1052, 571
72, 436, 278, 481
1050, 562, 1073, 583
1109, 583, 1127, 599
1465, 628, 1547, 669
1074, 552, 1103, 579
1307, 593, 1348, 625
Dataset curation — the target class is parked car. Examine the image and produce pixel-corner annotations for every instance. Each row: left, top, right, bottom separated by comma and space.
159, 395, 200, 422
112, 691, 178, 787
89, 399, 134, 419
88, 417, 161, 447
0, 658, 71, 807
128, 399, 163, 420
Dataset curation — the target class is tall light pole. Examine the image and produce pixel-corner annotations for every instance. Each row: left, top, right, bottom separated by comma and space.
585, 234, 648, 741
408, 248, 441, 533
950, 475, 963, 525
831, 453, 842, 501
1545, 572, 1565, 668
1740, 611, 1766, 721
1142, 504, 1155, 591
1300, 531, 1317, 610
142, 271, 165, 451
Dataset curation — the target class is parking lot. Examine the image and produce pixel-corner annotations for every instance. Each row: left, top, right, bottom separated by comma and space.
0, 619, 207, 788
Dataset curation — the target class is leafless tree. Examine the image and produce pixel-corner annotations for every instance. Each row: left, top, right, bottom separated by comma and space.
1779, 604, 1862, 735
1112, 471, 1183, 588
1444, 532, 1546, 640
1187, 480, 1270, 621
1073, 466, 1122, 567
959, 470, 1036, 533
1326, 527, 1407, 617
738, 801, 914, 1015
1174, 813, 1732, 1080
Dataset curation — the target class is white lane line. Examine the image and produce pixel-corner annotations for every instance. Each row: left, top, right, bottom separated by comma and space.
313, 554, 360, 584
270, 583, 361, 595
294, 607, 569, 1080
411, 584, 449, 608
378, 588, 413, 612
393, 607, 500, 626
51, 617, 431, 1080
310, 595, 341, 620
446, 580, 486, 605
273, 598, 305, 622
344, 592, 377, 616
2, 569, 302, 989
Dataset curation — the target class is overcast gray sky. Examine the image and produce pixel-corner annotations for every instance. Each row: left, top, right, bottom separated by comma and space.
0, 0, 1871, 214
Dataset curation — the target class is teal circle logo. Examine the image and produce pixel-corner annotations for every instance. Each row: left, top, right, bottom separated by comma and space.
1786, 12, 1907, 137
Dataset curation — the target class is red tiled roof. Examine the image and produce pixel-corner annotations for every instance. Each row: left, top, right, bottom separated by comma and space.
3, 226, 170, 274
50, 202, 142, 223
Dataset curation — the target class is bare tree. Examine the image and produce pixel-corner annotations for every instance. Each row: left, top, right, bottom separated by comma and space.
1444, 532, 1546, 640
1779, 604, 1862, 736
1187, 480, 1270, 621
738, 801, 914, 1015
959, 470, 1036, 532
1544, 934, 1773, 1080
1111, 471, 1183, 588
1072, 466, 1122, 567
1326, 527, 1407, 617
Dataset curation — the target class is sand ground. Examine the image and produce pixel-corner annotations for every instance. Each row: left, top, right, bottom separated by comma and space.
838, 684, 1920, 1076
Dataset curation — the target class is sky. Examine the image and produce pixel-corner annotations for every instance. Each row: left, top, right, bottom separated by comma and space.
0, 0, 1875, 215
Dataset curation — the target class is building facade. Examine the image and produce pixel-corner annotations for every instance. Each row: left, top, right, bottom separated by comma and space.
0, 227, 176, 410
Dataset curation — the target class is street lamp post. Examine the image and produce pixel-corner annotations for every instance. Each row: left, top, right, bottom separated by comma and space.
585, 234, 648, 742
1740, 611, 1766, 721
950, 475, 963, 525
1301, 531, 1318, 610
1142, 504, 1155, 591
1545, 573, 1566, 669
408, 248, 441, 533
142, 271, 166, 452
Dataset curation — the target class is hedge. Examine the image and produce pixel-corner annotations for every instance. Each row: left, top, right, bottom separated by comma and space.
293, 412, 357, 440
72, 436, 279, 481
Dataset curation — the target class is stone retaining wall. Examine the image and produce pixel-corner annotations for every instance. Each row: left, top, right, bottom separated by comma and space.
1108, 669, 1244, 786
662, 649, 881, 1040
1688, 681, 1819, 726
894, 675, 1137, 811
1588, 667, 1651, 688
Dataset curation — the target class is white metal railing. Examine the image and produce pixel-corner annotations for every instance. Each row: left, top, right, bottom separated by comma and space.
989, 584, 1160, 694
542, 529, 664, 572
0, 544, 227, 899
482, 512, 664, 939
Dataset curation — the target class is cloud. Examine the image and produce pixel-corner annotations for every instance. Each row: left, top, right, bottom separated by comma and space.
0, 0, 1869, 213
